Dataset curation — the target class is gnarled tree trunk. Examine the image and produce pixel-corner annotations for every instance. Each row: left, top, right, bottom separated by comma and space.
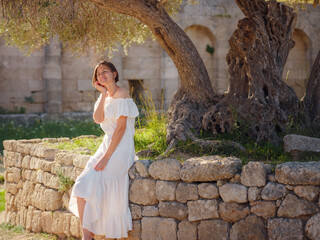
202, 0, 300, 145
303, 49, 320, 126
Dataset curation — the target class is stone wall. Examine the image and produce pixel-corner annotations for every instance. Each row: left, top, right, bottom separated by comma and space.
3, 138, 320, 239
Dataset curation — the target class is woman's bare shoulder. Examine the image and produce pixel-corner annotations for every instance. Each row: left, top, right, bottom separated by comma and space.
115, 87, 130, 99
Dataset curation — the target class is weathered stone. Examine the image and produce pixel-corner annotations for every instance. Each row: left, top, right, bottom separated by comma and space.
135, 160, 152, 177
128, 163, 139, 180
70, 216, 81, 238
176, 183, 198, 203
142, 206, 159, 217
31, 184, 63, 211
25, 206, 34, 231
180, 156, 242, 182
30, 157, 41, 170
250, 201, 276, 219
51, 211, 64, 235
11, 167, 21, 183
130, 204, 142, 220
31, 210, 42, 233
34, 146, 59, 159
128, 220, 141, 240
21, 155, 31, 169
268, 218, 303, 240
41, 211, 53, 233
156, 180, 177, 201
159, 201, 188, 220
305, 213, 320, 240
248, 187, 262, 201
219, 202, 250, 222
73, 154, 90, 169
7, 183, 18, 194
230, 215, 267, 240
177, 220, 197, 240
293, 185, 319, 201
278, 194, 319, 218
219, 183, 247, 203
129, 179, 157, 205
275, 161, 320, 185
240, 161, 267, 187
187, 199, 219, 221
198, 183, 219, 199
267, 174, 276, 182
285, 184, 294, 190
149, 158, 181, 180
141, 217, 177, 240
3, 140, 16, 151
43, 172, 60, 189
230, 173, 241, 183
198, 220, 229, 240
39, 159, 54, 172
55, 151, 75, 165
284, 134, 320, 153
261, 182, 288, 200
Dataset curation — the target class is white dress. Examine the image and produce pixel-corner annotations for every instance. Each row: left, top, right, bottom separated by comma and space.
68, 95, 139, 239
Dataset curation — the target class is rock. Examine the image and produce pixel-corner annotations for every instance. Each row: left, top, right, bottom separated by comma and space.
268, 218, 303, 240
267, 174, 276, 182
187, 199, 219, 221
70, 216, 81, 238
261, 182, 288, 200
159, 201, 188, 220
130, 204, 142, 220
198, 220, 229, 240
51, 211, 64, 235
55, 152, 75, 166
198, 183, 219, 199
149, 159, 181, 181
156, 180, 178, 201
248, 187, 262, 201
305, 213, 320, 240
217, 179, 228, 187
180, 155, 242, 182
41, 211, 53, 233
177, 220, 197, 240
176, 183, 198, 203
240, 161, 267, 187
250, 201, 276, 219
230, 215, 267, 240
278, 194, 319, 218
275, 161, 320, 185
31, 210, 42, 233
128, 220, 141, 240
22, 155, 31, 169
129, 179, 157, 205
284, 134, 320, 153
39, 159, 54, 172
142, 206, 159, 217
135, 160, 152, 177
219, 183, 247, 203
128, 164, 139, 180
73, 154, 90, 169
141, 217, 177, 240
219, 202, 250, 222
293, 185, 319, 201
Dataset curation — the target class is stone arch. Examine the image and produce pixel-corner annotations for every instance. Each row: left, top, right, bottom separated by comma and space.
185, 25, 217, 90
283, 29, 312, 99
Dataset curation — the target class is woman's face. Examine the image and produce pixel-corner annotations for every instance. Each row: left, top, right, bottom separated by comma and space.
96, 65, 117, 86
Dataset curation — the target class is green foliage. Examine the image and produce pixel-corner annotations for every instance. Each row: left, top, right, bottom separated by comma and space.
0, 223, 24, 234
49, 137, 102, 154
55, 169, 74, 193
0, 107, 26, 114
0, 190, 5, 212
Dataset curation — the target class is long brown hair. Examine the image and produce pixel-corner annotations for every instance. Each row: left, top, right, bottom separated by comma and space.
92, 61, 119, 86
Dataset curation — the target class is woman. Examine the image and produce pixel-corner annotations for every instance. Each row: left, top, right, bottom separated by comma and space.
68, 61, 139, 239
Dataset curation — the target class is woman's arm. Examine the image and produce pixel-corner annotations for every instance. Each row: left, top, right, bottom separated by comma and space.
94, 115, 127, 171
93, 92, 107, 124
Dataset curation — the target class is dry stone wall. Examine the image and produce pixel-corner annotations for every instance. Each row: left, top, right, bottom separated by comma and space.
3, 138, 320, 240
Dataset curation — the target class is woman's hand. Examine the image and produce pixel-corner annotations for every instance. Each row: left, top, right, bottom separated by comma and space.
94, 157, 109, 171
94, 81, 107, 94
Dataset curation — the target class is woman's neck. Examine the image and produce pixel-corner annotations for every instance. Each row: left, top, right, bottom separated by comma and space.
106, 83, 117, 97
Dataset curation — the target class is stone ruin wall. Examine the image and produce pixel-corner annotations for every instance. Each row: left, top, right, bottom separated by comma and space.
3, 138, 320, 240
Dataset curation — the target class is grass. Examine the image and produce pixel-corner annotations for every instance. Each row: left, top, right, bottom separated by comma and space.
0, 191, 5, 212
55, 170, 75, 193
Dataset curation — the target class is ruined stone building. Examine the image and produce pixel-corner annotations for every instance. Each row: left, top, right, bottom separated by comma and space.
0, 0, 319, 115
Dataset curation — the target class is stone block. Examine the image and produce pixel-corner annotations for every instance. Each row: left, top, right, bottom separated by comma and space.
51, 211, 65, 235
11, 167, 21, 183
268, 218, 303, 240
135, 160, 152, 178
25, 206, 34, 231
141, 217, 177, 240
240, 161, 267, 187
77, 79, 92, 91
149, 158, 181, 181
250, 201, 276, 219
70, 216, 81, 238
248, 187, 262, 201
130, 204, 142, 220
73, 154, 91, 169
22, 155, 31, 169
3, 140, 16, 151
142, 206, 159, 217
187, 199, 219, 221
7, 183, 18, 194
283, 134, 320, 153
219, 183, 247, 203
230, 215, 267, 240
128, 164, 140, 180
198, 220, 229, 240
128, 220, 141, 240
30, 157, 41, 170
198, 183, 219, 199
32, 184, 62, 211
39, 159, 54, 172
275, 161, 320, 185
129, 179, 157, 205
159, 201, 188, 220
293, 185, 319, 201
63, 213, 72, 237
156, 180, 177, 201
177, 220, 197, 240
176, 183, 198, 203
32, 210, 42, 233
180, 155, 242, 182
43, 172, 60, 189
55, 151, 75, 166
219, 202, 250, 222
278, 194, 319, 218
261, 182, 288, 201
305, 213, 320, 240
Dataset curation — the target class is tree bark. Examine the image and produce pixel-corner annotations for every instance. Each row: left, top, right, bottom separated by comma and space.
303, 49, 320, 126
202, 0, 299, 145
89, 0, 219, 144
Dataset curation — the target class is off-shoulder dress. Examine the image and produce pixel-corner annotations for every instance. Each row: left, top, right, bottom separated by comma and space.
68, 95, 139, 239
